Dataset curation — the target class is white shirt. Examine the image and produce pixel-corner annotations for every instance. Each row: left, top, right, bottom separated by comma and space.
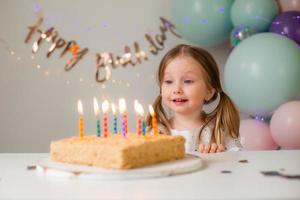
171, 126, 242, 153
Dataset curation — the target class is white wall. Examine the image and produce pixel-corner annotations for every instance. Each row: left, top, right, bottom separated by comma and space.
0, 0, 232, 152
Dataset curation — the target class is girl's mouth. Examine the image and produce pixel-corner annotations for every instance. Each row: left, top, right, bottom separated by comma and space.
172, 98, 188, 103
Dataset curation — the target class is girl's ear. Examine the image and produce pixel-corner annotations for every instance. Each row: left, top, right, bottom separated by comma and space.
205, 87, 216, 102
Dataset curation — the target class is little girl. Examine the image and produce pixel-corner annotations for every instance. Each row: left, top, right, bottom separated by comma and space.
147, 44, 242, 154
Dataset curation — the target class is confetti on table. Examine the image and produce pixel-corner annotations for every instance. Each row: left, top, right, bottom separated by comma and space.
27, 165, 36, 170
221, 170, 232, 174
261, 171, 300, 180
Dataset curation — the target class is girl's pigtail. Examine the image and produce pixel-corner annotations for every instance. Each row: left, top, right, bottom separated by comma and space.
213, 91, 240, 145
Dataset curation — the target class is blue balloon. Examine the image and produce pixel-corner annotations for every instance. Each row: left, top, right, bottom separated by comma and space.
224, 33, 300, 116
231, 0, 279, 32
171, 0, 233, 47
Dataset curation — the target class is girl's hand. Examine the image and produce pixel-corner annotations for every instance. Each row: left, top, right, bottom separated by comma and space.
199, 143, 225, 153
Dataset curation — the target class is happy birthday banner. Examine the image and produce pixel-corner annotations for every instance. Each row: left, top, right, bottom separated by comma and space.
25, 17, 181, 83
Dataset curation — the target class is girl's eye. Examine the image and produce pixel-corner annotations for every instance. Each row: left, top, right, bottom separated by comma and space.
184, 80, 194, 84
164, 80, 173, 84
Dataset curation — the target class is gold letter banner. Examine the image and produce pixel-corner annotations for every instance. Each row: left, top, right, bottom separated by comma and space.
25, 17, 181, 83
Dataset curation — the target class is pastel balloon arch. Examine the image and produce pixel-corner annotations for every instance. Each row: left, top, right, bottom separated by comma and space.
171, 0, 300, 149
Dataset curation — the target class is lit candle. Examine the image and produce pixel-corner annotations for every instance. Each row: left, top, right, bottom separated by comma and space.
111, 103, 118, 134
142, 120, 146, 136
119, 98, 127, 138
77, 100, 84, 139
148, 105, 158, 136
93, 97, 101, 137
139, 104, 146, 136
134, 100, 144, 136
102, 100, 109, 137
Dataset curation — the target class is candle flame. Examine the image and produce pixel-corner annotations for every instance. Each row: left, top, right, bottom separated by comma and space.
134, 100, 139, 112
102, 100, 109, 113
119, 98, 127, 114
78, 100, 83, 115
138, 104, 144, 116
111, 103, 116, 114
93, 97, 99, 117
148, 105, 155, 117
134, 100, 144, 116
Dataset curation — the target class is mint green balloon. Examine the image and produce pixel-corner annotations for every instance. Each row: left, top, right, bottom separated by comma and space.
171, 0, 233, 47
224, 33, 300, 117
231, 0, 279, 32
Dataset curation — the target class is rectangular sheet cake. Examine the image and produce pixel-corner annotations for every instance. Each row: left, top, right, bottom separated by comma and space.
50, 133, 185, 169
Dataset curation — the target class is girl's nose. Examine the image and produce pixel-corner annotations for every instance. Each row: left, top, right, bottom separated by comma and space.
173, 90, 182, 94
173, 85, 183, 94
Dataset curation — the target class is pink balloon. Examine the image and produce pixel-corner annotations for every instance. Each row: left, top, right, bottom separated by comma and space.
270, 101, 300, 149
240, 119, 278, 150
277, 0, 300, 12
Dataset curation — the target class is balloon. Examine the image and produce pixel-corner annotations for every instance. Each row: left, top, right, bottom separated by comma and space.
269, 11, 300, 45
224, 33, 300, 116
231, 0, 279, 32
240, 119, 278, 150
171, 0, 233, 47
270, 101, 300, 149
230, 25, 256, 47
277, 0, 300, 12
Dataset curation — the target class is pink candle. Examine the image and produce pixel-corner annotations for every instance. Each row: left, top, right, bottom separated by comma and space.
119, 98, 127, 138
134, 100, 144, 136
102, 100, 109, 137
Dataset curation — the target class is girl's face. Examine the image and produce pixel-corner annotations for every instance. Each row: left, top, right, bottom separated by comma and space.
161, 56, 214, 116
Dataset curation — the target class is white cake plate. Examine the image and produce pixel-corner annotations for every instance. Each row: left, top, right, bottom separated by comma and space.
36, 154, 203, 180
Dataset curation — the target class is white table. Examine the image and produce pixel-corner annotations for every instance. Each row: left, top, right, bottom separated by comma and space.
0, 151, 300, 200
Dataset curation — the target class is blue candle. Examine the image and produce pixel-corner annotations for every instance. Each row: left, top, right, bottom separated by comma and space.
96, 119, 101, 137
142, 120, 146, 135
113, 115, 118, 134
111, 103, 118, 134
93, 97, 101, 137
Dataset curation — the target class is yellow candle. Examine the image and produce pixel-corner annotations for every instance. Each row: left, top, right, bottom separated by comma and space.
148, 105, 158, 136
77, 100, 84, 139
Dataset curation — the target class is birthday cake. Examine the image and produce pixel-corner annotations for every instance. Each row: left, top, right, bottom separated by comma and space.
50, 133, 185, 169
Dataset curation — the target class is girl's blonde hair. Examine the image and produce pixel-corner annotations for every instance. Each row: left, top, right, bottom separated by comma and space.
146, 44, 240, 145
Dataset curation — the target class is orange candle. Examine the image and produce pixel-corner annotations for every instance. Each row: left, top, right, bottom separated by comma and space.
148, 105, 158, 135
77, 100, 84, 139
102, 100, 109, 137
